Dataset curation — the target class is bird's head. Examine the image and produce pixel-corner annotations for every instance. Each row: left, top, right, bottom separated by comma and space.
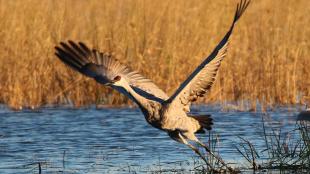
107, 75, 122, 86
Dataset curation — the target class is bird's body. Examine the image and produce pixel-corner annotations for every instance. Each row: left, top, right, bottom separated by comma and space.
112, 76, 204, 140
55, 0, 250, 168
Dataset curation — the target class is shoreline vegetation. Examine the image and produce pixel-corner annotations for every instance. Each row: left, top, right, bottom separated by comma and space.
0, 0, 309, 110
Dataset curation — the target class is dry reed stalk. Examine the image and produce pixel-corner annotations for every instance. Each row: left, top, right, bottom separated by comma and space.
0, 0, 309, 109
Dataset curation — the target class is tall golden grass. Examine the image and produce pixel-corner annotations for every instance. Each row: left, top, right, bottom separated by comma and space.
0, 0, 309, 110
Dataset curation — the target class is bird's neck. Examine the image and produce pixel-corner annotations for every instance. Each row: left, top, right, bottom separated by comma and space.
120, 79, 149, 109
119, 78, 162, 127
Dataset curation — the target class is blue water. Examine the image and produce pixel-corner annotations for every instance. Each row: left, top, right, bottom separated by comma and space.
0, 105, 301, 173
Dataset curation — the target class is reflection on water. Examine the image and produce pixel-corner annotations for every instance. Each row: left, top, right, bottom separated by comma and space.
0, 105, 300, 173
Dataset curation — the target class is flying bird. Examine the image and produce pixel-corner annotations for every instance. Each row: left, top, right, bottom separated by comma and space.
55, 0, 250, 169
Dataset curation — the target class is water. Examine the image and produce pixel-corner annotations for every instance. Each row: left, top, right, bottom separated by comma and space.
0, 105, 301, 173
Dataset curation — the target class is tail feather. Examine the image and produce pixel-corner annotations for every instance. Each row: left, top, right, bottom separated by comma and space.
191, 115, 213, 133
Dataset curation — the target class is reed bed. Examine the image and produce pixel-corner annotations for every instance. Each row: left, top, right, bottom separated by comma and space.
0, 0, 309, 109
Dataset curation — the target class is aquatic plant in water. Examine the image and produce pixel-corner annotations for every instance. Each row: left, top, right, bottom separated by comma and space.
234, 113, 310, 172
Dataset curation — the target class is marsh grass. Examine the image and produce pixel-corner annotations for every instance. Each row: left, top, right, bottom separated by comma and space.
0, 0, 309, 110
182, 131, 239, 174
235, 113, 310, 172
235, 136, 260, 170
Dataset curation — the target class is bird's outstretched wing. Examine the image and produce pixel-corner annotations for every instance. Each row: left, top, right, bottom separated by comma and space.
55, 41, 168, 102
166, 0, 250, 112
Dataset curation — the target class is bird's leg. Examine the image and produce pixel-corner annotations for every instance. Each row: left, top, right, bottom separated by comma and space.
177, 132, 214, 170
196, 140, 234, 172
186, 143, 215, 170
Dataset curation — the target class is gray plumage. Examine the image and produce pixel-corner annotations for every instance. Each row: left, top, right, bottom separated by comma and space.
55, 0, 250, 167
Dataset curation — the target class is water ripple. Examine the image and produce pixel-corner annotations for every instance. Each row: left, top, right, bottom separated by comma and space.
0, 105, 300, 173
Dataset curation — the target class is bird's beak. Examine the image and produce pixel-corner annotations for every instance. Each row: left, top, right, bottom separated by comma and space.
105, 80, 114, 86
106, 79, 118, 86
106, 81, 113, 86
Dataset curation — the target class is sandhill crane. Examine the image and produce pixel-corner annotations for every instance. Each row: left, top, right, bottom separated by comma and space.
55, 0, 250, 169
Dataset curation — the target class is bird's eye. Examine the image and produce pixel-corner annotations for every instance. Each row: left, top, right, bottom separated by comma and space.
113, 76, 121, 82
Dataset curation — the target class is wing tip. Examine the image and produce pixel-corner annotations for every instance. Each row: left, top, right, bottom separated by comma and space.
234, 0, 251, 23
